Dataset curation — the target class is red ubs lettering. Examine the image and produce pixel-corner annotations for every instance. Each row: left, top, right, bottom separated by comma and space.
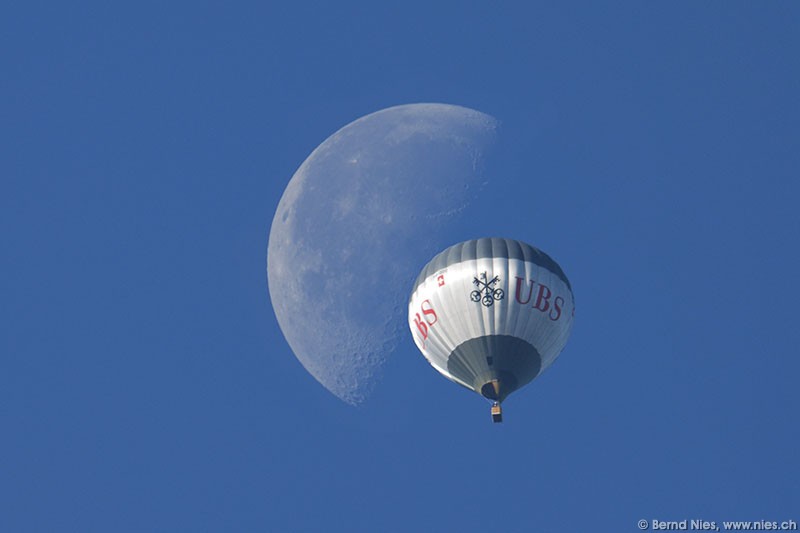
413, 299, 438, 342
515, 277, 565, 321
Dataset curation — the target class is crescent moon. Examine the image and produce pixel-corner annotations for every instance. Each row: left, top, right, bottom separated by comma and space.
267, 103, 499, 405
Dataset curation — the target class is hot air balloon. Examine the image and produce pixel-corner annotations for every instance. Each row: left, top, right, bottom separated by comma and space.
408, 237, 575, 422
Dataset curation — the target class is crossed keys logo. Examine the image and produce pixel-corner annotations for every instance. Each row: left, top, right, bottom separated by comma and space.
471, 272, 505, 307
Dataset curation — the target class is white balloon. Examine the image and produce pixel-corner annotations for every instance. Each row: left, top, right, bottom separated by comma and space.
408, 238, 575, 407
268, 104, 498, 405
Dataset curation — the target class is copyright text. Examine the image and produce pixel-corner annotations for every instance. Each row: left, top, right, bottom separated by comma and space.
638, 519, 798, 531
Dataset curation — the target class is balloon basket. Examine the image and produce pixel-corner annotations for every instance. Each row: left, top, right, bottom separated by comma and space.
491, 402, 503, 423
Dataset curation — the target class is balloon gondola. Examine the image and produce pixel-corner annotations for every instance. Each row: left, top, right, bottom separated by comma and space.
408, 238, 575, 423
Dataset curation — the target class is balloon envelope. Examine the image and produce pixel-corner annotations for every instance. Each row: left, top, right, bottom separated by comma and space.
408, 238, 575, 404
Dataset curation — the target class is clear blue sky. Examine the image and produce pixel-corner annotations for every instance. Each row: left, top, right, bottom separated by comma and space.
2, 3, 798, 532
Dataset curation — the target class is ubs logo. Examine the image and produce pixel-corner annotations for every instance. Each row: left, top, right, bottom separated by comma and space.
471, 272, 504, 307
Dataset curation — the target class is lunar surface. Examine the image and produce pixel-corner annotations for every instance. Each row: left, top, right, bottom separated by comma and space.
267, 103, 499, 405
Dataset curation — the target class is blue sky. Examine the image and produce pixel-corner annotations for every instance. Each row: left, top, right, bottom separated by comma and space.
2, 2, 798, 532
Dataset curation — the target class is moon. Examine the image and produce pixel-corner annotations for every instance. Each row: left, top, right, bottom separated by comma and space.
267, 103, 499, 405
